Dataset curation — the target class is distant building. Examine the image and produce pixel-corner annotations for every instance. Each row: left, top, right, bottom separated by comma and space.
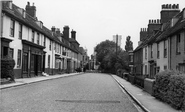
113, 35, 122, 47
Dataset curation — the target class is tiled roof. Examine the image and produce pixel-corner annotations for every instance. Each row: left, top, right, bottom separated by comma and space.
156, 11, 184, 42
167, 12, 185, 37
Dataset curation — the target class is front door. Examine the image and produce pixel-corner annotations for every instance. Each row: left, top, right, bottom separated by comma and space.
22, 52, 29, 78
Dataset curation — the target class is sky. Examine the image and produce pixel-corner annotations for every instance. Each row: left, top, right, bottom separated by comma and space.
11, 0, 185, 56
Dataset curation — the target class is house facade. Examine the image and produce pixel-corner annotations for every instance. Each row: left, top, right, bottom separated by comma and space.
1, 1, 84, 79
133, 4, 185, 78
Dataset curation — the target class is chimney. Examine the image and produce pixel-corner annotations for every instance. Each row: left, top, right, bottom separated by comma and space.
161, 4, 180, 24
56, 28, 60, 34
63, 26, 69, 40
8, 1, 12, 9
147, 19, 161, 37
25, 2, 36, 19
51, 26, 56, 32
140, 28, 147, 41
71, 30, 76, 40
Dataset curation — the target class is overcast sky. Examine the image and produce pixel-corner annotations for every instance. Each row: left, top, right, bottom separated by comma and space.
12, 0, 185, 56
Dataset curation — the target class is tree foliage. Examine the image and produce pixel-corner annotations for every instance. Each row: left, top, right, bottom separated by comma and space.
95, 40, 129, 74
125, 36, 133, 52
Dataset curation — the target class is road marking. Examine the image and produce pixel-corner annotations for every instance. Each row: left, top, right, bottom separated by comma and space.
56, 100, 120, 104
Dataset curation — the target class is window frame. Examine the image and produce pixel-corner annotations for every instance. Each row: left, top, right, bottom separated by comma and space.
18, 23, 22, 39
176, 34, 181, 55
37, 33, 40, 44
10, 19, 15, 37
32, 30, 35, 42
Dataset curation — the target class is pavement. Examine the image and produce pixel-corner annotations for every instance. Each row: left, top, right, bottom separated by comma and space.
112, 75, 182, 112
0, 72, 82, 90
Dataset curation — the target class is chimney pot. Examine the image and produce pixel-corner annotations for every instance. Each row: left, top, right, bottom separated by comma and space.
149, 20, 151, 24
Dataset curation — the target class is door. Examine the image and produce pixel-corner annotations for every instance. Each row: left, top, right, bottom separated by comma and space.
22, 52, 28, 78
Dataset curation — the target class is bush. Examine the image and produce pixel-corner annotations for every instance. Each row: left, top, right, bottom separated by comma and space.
153, 70, 176, 102
168, 75, 185, 109
153, 70, 185, 110
1, 56, 15, 81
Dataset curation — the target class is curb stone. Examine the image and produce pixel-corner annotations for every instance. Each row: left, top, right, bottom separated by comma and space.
0, 73, 83, 90
112, 75, 150, 112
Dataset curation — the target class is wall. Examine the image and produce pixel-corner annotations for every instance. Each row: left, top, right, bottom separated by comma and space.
170, 31, 185, 71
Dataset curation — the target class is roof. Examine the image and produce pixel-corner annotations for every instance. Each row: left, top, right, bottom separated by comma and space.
2, 2, 80, 54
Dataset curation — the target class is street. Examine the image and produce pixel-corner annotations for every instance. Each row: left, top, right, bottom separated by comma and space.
0, 73, 138, 112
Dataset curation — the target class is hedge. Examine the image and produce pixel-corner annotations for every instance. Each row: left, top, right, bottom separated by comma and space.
153, 70, 185, 110
168, 75, 185, 109
1, 56, 15, 81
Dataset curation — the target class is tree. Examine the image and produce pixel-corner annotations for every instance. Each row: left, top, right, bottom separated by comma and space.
95, 40, 129, 74
125, 36, 133, 52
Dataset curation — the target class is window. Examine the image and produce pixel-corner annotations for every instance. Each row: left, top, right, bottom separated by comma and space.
18, 23, 22, 39
2, 47, 8, 57
10, 19, 15, 37
37, 33, 40, 44
179, 64, 185, 73
176, 34, 181, 54
164, 65, 167, 70
49, 40, 51, 50
145, 65, 147, 75
145, 47, 147, 59
129, 55, 133, 62
151, 44, 153, 58
48, 55, 50, 68
164, 40, 167, 58
9, 48, 14, 58
17, 50, 21, 68
157, 67, 160, 73
157, 43, 159, 59
43, 36, 46, 47
32, 31, 35, 42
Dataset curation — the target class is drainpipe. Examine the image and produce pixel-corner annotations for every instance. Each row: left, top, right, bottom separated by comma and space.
52, 41, 53, 75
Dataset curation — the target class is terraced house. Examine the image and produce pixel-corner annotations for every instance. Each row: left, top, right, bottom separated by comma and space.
0, 1, 85, 79
133, 4, 185, 78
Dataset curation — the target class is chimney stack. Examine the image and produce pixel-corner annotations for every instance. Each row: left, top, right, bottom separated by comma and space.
25, 2, 36, 19
51, 26, 56, 32
147, 19, 161, 37
63, 26, 69, 40
161, 4, 180, 24
71, 30, 76, 40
